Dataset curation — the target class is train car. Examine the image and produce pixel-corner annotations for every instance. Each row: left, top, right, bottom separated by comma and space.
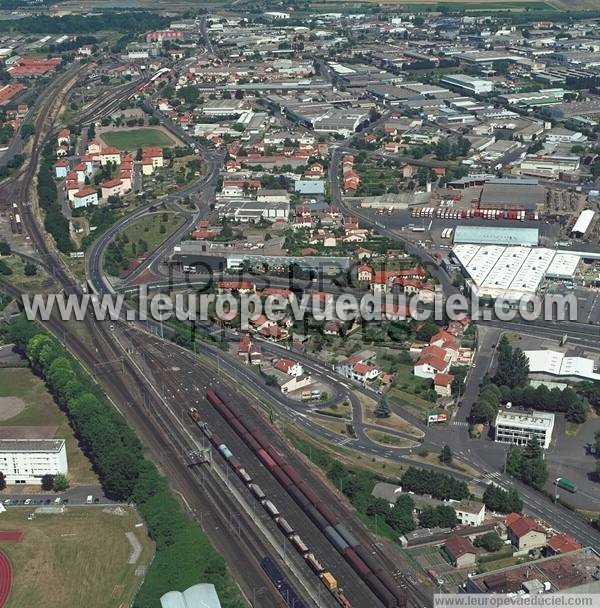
290, 534, 309, 555
249, 483, 266, 501
325, 526, 349, 552
263, 500, 280, 518
276, 517, 294, 537
305, 553, 325, 575
218, 444, 233, 460
258, 449, 277, 471
336, 524, 359, 548
305, 504, 329, 531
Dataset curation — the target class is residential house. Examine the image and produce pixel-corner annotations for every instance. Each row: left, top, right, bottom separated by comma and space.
434, 372, 454, 397
358, 264, 373, 282
57, 128, 70, 147
238, 336, 262, 365
453, 500, 485, 526
505, 513, 546, 551
546, 534, 581, 557
444, 536, 477, 568
72, 187, 99, 209
414, 345, 451, 379
335, 350, 380, 384
274, 358, 303, 377
54, 159, 69, 179
101, 179, 125, 199
217, 281, 256, 294
99, 146, 121, 166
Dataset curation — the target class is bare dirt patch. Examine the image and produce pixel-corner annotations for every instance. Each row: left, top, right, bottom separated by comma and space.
0, 397, 26, 420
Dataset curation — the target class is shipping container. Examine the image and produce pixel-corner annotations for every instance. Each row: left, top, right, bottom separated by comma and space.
321, 572, 338, 591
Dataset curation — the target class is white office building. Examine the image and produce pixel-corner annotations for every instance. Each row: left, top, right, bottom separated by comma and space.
494, 410, 555, 449
0, 439, 68, 484
440, 74, 494, 95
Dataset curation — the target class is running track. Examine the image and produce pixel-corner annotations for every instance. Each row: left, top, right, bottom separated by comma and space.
0, 550, 11, 607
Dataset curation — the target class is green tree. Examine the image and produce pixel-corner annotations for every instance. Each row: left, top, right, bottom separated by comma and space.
374, 397, 391, 418
566, 399, 587, 423
41, 473, 54, 490
494, 335, 529, 388
0, 471, 5, 491
53, 473, 69, 492
0, 241, 10, 255
474, 531, 503, 552
24, 262, 37, 276
0, 260, 12, 275
439, 444, 453, 464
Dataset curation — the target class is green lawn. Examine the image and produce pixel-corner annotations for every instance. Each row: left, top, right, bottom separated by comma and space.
0, 507, 154, 608
0, 367, 97, 484
100, 128, 174, 150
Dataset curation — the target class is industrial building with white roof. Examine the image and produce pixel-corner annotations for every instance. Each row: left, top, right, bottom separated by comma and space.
452, 244, 581, 300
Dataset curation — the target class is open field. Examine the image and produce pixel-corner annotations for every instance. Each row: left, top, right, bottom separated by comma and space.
359, 392, 423, 437
0, 367, 97, 484
99, 128, 174, 150
0, 507, 154, 608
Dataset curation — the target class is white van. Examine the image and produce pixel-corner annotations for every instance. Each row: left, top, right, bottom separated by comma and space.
86, 495, 93, 504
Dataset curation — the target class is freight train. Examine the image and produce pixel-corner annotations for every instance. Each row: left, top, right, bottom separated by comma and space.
202, 389, 407, 608
188, 407, 350, 607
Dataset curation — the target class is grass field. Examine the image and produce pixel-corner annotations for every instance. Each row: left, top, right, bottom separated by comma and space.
99, 128, 174, 150
365, 429, 418, 448
0, 508, 154, 608
0, 368, 97, 484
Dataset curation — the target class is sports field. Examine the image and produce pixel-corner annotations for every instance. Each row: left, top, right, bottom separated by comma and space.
0, 508, 154, 608
99, 128, 174, 150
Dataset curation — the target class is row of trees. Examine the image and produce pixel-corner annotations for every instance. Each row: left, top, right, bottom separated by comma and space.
482, 483, 522, 514
400, 466, 470, 501
38, 142, 74, 253
419, 504, 457, 529
4, 317, 243, 608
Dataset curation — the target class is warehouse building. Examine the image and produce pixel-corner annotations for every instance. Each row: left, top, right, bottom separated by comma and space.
571, 209, 595, 238
0, 439, 68, 484
440, 74, 493, 95
479, 178, 546, 211
453, 226, 539, 247
494, 409, 555, 449
451, 244, 580, 300
524, 350, 600, 382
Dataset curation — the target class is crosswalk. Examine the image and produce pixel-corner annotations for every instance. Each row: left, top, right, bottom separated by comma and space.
451, 421, 469, 428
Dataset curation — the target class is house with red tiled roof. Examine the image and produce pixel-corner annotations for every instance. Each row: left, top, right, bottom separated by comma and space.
274, 358, 303, 377
54, 159, 69, 179
505, 514, 546, 551
238, 336, 262, 365
335, 350, 380, 384
414, 345, 451, 379
444, 536, 476, 568
546, 534, 581, 557
358, 264, 373, 282
261, 287, 293, 301
72, 187, 99, 209
57, 128, 70, 147
434, 372, 454, 397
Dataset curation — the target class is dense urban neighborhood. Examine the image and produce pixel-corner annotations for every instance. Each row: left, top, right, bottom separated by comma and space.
1, 1, 600, 608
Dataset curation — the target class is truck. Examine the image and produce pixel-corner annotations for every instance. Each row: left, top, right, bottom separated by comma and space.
554, 477, 577, 493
